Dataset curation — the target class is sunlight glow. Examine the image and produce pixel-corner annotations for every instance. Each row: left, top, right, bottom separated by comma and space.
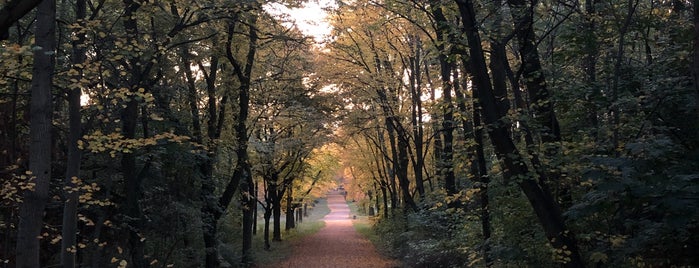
264, 0, 336, 43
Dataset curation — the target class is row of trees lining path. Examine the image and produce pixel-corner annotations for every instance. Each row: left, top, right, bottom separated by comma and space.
0, 0, 697, 267
259, 190, 399, 268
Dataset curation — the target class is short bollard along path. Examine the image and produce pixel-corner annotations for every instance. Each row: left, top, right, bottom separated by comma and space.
260, 190, 399, 268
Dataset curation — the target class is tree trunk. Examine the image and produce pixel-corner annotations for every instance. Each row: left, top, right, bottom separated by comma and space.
694, 0, 699, 111
223, 10, 258, 263
285, 186, 295, 230
429, 2, 457, 197
121, 2, 147, 266
15, 1, 55, 267
454, 0, 584, 266
471, 74, 494, 268
272, 183, 283, 241
61, 0, 85, 267
263, 206, 272, 250
407, 36, 425, 198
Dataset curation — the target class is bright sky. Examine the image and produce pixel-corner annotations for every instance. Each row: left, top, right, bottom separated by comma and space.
264, 0, 336, 43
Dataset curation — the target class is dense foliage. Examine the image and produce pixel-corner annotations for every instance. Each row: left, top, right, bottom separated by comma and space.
324, 0, 699, 267
0, 1, 338, 267
0, 0, 697, 267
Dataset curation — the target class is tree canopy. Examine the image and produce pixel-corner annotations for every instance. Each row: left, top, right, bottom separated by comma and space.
0, 0, 697, 267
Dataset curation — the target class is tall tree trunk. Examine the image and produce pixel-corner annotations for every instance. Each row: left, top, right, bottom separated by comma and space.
408, 36, 425, 198
199, 54, 223, 268
454, 0, 584, 266
506, 0, 572, 207
61, 0, 85, 267
461, 62, 494, 267
15, 1, 55, 267
610, 0, 638, 154
121, 1, 147, 266
182, 46, 222, 268
425, 61, 442, 191
429, 2, 457, 197
223, 10, 258, 264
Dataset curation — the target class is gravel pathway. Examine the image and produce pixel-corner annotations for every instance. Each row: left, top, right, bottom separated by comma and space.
260, 191, 399, 268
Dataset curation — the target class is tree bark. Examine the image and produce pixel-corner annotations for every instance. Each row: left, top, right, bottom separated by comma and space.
407, 36, 426, 198
121, 1, 147, 266
285, 186, 295, 230
15, 1, 55, 267
61, 0, 85, 267
223, 11, 259, 263
429, 1, 457, 197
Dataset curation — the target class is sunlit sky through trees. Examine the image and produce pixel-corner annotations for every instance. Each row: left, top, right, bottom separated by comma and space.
265, 0, 336, 43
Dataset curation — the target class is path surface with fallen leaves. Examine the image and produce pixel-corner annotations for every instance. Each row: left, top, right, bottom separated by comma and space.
260, 190, 399, 268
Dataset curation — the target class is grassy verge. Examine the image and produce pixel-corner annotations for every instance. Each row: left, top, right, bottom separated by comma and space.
345, 201, 394, 258
251, 197, 331, 265
346, 201, 378, 239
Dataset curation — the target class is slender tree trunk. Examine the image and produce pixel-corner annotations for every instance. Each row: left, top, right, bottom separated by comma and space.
429, 2, 457, 197
464, 65, 494, 267
61, 1, 85, 267
377, 124, 398, 212
15, 1, 55, 267
426, 61, 442, 191
408, 39, 425, 198
223, 11, 258, 263
182, 46, 223, 268
611, 0, 638, 154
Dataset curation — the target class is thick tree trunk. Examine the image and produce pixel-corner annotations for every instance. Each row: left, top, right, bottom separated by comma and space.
61, 1, 85, 267
15, 1, 55, 267
454, 0, 584, 266
263, 206, 272, 250
285, 186, 295, 230
121, 2, 147, 266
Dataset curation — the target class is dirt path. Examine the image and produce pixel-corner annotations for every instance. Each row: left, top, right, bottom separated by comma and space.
261, 191, 399, 268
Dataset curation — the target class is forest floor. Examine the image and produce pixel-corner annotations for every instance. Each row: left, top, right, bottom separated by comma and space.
257, 190, 400, 268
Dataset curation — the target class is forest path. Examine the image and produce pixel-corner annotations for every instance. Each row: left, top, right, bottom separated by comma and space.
259, 190, 399, 268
